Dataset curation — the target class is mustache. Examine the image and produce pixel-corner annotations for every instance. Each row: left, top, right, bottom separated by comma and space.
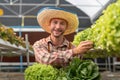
53, 29, 63, 32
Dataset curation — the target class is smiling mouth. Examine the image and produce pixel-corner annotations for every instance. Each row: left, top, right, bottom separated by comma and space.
55, 29, 63, 32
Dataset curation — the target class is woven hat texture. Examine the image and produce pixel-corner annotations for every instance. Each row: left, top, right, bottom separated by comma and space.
37, 7, 79, 35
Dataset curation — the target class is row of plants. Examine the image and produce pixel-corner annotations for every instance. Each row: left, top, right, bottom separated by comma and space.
25, 57, 100, 80
73, 0, 120, 58
0, 23, 33, 51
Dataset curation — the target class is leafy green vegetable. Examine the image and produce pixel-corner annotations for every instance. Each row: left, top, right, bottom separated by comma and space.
73, 0, 120, 58
64, 58, 101, 80
25, 58, 101, 80
25, 63, 59, 80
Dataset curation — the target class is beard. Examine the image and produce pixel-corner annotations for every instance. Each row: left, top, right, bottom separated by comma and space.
51, 28, 65, 38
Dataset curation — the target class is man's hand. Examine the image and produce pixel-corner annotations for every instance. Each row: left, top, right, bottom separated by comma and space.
72, 40, 93, 55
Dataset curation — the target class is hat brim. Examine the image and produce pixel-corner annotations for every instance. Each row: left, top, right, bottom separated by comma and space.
37, 8, 79, 35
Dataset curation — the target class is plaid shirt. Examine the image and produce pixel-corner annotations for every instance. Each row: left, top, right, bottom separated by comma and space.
33, 36, 75, 67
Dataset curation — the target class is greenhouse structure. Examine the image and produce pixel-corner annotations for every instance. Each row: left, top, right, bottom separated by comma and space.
0, 0, 120, 80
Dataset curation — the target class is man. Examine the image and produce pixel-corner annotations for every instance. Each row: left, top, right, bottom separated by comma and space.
33, 7, 93, 68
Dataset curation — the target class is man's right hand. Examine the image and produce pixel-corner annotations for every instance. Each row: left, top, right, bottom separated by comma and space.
72, 40, 93, 55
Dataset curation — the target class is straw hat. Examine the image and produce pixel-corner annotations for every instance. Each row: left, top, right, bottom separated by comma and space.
37, 7, 79, 35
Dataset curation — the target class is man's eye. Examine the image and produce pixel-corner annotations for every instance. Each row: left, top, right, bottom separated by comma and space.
61, 22, 66, 25
53, 21, 57, 24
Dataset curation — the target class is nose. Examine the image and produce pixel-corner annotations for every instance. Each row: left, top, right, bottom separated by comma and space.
56, 23, 61, 28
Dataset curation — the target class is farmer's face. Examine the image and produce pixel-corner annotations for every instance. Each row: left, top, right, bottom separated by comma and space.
50, 18, 68, 37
